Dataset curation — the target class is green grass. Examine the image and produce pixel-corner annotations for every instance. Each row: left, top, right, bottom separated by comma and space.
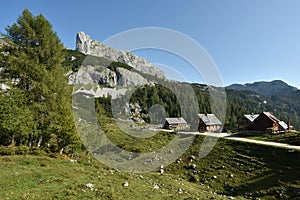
234, 131, 300, 146
0, 153, 238, 200
1, 134, 300, 199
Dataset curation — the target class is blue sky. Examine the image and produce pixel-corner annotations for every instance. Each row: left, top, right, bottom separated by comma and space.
1, 0, 300, 88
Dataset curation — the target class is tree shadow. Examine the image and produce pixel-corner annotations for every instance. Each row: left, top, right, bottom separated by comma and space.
223, 141, 300, 199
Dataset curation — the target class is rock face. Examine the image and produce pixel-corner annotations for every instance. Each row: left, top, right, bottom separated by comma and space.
71, 64, 152, 88
76, 32, 91, 54
76, 31, 165, 79
116, 67, 151, 87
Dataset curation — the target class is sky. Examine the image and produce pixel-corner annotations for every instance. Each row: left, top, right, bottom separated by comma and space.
1, 0, 300, 88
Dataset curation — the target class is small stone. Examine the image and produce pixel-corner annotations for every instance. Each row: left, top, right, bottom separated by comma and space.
191, 164, 197, 169
160, 168, 164, 175
85, 183, 94, 190
153, 184, 159, 189
139, 175, 144, 179
228, 196, 234, 199
178, 188, 183, 194
123, 182, 129, 187
212, 176, 217, 179
229, 174, 234, 178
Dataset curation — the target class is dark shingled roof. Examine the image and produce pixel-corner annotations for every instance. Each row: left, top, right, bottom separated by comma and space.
165, 117, 187, 125
198, 114, 222, 125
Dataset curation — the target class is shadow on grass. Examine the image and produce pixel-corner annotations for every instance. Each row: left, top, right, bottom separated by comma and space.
223, 140, 300, 199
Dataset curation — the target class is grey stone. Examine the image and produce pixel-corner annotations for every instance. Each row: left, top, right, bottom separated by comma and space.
76, 32, 166, 79
76, 31, 91, 54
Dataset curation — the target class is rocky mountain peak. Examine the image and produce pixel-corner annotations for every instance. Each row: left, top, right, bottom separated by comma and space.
76, 31, 91, 54
75, 31, 166, 79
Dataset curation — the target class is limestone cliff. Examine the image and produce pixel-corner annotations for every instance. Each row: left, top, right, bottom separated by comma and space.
76, 31, 165, 79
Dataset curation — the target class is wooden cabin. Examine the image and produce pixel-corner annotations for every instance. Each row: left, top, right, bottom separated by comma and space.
197, 114, 222, 132
237, 114, 259, 131
250, 112, 279, 133
163, 117, 188, 130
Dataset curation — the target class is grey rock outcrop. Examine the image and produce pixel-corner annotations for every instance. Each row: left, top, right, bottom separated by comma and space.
98, 68, 117, 87
116, 67, 152, 87
76, 32, 91, 54
71, 64, 152, 88
76, 31, 166, 79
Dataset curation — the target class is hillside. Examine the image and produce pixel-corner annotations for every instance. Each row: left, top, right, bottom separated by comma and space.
1, 9, 300, 200
1, 135, 299, 199
65, 46, 300, 131
227, 80, 298, 97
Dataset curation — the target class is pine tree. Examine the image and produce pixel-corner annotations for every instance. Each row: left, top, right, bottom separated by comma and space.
0, 9, 79, 152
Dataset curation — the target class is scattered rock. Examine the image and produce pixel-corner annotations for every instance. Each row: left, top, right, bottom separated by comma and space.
189, 155, 196, 162
85, 183, 94, 190
153, 184, 159, 189
159, 165, 164, 175
178, 188, 183, 194
191, 164, 197, 169
212, 176, 217, 179
229, 174, 234, 178
190, 155, 196, 160
123, 182, 129, 187
159, 168, 164, 175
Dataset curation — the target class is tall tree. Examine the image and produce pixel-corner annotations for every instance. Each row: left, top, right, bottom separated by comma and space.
0, 9, 79, 151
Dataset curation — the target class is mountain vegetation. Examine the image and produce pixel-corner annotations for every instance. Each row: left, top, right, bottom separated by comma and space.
227, 80, 298, 97
1, 9, 299, 154
0, 8, 300, 200
0, 9, 80, 152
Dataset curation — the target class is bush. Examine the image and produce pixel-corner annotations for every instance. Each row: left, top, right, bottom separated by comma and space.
29, 147, 47, 156
15, 145, 30, 155
0, 146, 16, 155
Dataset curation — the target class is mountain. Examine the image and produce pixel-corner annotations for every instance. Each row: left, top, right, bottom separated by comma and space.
227, 80, 298, 97
76, 32, 165, 79
227, 80, 300, 130
67, 33, 300, 130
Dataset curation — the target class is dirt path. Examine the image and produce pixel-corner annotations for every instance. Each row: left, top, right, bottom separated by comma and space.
180, 131, 300, 151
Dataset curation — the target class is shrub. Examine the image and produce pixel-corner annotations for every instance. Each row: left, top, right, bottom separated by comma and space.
15, 145, 30, 155
0, 146, 16, 155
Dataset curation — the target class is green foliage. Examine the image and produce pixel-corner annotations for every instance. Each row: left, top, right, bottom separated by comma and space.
234, 131, 300, 146
0, 88, 35, 146
130, 84, 181, 123
107, 61, 133, 72
62, 49, 86, 71
0, 9, 80, 152
0, 135, 299, 199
